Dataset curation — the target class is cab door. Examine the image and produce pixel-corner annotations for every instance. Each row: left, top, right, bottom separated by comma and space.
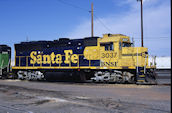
99, 42, 117, 67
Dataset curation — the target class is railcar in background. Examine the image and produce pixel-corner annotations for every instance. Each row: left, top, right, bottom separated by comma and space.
0, 45, 11, 79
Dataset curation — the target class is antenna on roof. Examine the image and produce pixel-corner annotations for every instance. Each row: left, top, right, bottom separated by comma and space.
26, 36, 29, 42
132, 37, 135, 47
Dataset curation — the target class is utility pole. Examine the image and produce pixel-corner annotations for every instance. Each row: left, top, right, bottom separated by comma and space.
91, 3, 94, 37
137, 0, 144, 47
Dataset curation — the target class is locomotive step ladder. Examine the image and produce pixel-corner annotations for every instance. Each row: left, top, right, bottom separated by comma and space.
0, 69, 2, 76
136, 66, 146, 84
0, 60, 4, 75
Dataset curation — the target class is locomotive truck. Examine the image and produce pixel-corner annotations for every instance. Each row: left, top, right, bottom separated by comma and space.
10, 34, 156, 84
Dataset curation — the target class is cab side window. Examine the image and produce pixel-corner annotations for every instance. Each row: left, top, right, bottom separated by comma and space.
100, 42, 114, 51
119, 42, 122, 50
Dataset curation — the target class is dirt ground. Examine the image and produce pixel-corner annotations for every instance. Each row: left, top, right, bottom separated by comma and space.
0, 80, 171, 113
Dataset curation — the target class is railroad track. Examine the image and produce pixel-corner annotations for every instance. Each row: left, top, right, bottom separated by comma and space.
1, 69, 171, 85
156, 69, 171, 85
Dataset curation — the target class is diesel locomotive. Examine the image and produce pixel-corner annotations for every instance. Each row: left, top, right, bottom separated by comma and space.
10, 34, 156, 84
0, 45, 11, 79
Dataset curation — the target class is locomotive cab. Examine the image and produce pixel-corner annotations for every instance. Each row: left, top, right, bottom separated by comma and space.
84, 34, 156, 84
84, 34, 150, 69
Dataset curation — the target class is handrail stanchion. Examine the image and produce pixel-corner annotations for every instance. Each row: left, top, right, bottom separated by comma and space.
89, 60, 90, 67
19, 56, 20, 67
77, 55, 79, 67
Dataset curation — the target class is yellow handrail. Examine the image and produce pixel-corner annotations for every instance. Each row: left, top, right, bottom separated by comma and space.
16, 54, 91, 68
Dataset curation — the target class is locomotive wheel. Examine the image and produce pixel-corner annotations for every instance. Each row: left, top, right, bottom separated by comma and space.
145, 70, 157, 84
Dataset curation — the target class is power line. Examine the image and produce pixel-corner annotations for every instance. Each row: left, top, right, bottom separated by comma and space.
56, 0, 113, 33
134, 38, 170, 39
134, 37, 170, 39
93, 14, 113, 33
57, 0, 89, 12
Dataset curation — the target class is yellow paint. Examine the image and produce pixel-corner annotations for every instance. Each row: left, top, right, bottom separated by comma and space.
55, 54, 62, 64
83, 34, 151, 68
51, 52, 56, 64
37, 55, 42, 64
43, 55, 51, 64
29, 50, 78, 65
84, 46, 99, 60
30, 51, 37, 64
71, 54, 78, 63
12, 66, 136, 70
139, 75, 145, 77
64, 50, 73, 64
137, 80, 145, 82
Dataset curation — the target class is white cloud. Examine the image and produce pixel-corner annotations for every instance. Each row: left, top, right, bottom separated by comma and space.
66, 0, 171, 56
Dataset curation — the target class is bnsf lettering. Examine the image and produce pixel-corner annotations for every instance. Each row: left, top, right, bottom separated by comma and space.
30, 50, 78, 65
101, 62, 117, 66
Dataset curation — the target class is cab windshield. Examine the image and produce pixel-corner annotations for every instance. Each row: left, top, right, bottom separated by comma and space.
122, 42, 131, 47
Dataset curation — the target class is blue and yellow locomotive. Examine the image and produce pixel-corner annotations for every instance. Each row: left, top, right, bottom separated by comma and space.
12, 34, 156, 84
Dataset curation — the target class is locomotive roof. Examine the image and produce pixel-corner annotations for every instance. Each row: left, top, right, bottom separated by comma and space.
14, 37, 99, 51
16, 37, 99, 45
99, 34, 131, 43
0, 45, 11, 52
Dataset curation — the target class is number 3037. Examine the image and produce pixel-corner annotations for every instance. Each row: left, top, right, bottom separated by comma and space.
101, 53, 116, 58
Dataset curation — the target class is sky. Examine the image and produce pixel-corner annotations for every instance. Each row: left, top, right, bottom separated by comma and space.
0, 0, 171, 59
